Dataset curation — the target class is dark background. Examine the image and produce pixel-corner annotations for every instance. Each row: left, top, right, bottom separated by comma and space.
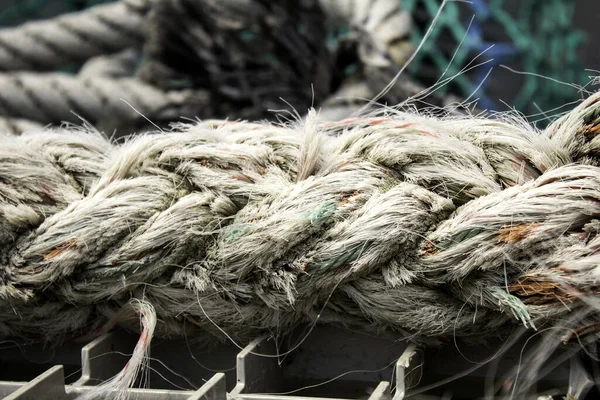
0, 0, 599, 116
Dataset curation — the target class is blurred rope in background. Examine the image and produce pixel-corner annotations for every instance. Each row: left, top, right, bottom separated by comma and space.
0, 0, 113, 25
0, 0, 590, 127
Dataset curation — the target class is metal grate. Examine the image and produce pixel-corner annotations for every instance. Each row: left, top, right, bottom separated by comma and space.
0, 326, 421, 400
0, 324, 595, 399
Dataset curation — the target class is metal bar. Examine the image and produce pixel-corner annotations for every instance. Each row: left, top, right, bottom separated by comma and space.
393, 344, 417, 400
66, 386, 195, 400
368, 381, 391, 400
230, 337, 282, 396
4, 365, 67, 400
188, 372, 227, 400
0, 382, 23, 398
72, 332, 115, 386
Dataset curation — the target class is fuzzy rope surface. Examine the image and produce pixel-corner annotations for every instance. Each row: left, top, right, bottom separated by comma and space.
2, 94, 600, 345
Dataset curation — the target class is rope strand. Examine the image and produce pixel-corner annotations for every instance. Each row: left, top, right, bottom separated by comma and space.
1, 94, 600, 345
0, 0, 153, 72
0, 72, 209, 127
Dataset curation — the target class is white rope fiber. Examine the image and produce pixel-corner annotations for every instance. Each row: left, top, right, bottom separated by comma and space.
0, 0, 153, 72
0, 0, 429, 134
0, 72, 208, 127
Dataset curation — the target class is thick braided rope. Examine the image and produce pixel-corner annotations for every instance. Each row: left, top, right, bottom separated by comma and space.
78, 48, 141, 79
0, 116, 43, 135
0, 0, 153, 72
0, 72, 209, 127
2, 94, 600, 344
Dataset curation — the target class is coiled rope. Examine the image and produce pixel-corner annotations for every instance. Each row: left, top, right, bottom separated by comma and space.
0, 0, 444, 134
0, 72, 209, 126
0, 0, 153, 72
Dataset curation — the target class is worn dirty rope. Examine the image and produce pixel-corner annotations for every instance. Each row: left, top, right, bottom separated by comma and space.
2, 94, 600, 344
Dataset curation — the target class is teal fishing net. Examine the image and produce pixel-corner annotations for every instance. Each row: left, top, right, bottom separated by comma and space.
404, 0, 588, 117
0, 0, 589, 117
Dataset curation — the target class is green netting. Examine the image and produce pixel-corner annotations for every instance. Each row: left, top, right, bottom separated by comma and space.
0, 0, 589, 117
403, 0, 588, 115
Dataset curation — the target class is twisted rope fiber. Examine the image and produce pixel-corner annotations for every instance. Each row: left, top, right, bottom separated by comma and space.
0, 70, 451, 130
0, 72, 211, 127
0, 116, 42, 135
0, 0, 457, 133
0, 0, 153, 72
2, 93, 600, 346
